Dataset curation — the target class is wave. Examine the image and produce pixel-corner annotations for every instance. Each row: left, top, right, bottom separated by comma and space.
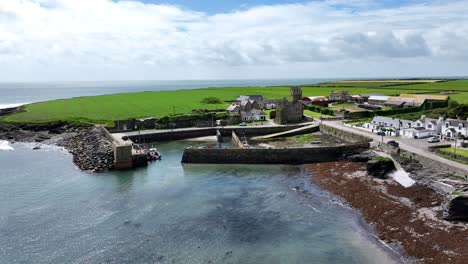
0, 102, 30, 110
0, 140, 14, 151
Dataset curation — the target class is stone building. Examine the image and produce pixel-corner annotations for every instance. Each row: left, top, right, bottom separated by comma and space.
275, 86, 303, 124
329, 91, 353, 103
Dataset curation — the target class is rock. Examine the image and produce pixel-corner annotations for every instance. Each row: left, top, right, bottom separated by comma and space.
367, 156, 396, 179
347, 150, 376, 162
33, 146, 41, 150
445, 195, 468, 221
49, 127, 65, 134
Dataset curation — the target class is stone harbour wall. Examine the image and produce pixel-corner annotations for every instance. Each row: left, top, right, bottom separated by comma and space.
320, 124, 373, 143
181, 142, 370, 164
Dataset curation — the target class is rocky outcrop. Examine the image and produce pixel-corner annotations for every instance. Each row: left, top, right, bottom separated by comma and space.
0, 106, 22, 117
1, 123, 114, 173
346, 150, 376, 162
58, 128, 114, 173
445, 195, 468, 221
367, 157, 396, 179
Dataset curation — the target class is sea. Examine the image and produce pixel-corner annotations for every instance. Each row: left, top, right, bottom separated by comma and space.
0, 79, 335, 109
0, 80, 402, 263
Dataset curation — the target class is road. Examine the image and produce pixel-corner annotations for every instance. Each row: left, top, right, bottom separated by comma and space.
322, 120, 468, 174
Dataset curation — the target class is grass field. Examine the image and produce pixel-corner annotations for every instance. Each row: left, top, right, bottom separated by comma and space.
2, 79, 467, 124
440, 147, 468, 158
303, 110, 333, 118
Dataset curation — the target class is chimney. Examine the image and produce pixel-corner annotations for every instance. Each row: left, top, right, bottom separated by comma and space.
421, 115, 426, 121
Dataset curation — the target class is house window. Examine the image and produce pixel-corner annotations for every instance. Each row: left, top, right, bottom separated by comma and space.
446, 123, 449, 128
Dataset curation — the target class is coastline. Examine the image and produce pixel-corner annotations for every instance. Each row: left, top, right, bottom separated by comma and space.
306, 161, 468, 264
0, 123, 114, 173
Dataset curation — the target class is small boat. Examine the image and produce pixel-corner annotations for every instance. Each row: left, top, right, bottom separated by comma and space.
147, 148, 162, 161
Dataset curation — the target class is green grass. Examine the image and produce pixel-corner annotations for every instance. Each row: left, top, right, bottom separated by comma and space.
440, 147, 468, 158
296, 133, 321, 143
436, 153, 468, 165
329, 103, 356, 110
2, 79, 467, 124
303, 110, 333, 118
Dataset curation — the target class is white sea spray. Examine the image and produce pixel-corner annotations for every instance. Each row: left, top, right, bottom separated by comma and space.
0, 140, 14, 151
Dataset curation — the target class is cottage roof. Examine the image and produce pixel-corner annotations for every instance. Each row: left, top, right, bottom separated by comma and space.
237, 95, 264, 101
446, 119, 468, 127
371, 116, 412, 128
226, 104, 239, 112
368, 95, 390, 101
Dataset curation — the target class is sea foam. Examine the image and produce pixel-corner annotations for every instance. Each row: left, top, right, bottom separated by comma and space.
0, 140, 14, 151
0, 102, 29, 110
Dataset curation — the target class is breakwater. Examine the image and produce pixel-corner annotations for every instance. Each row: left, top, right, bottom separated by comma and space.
124, 124, 309, 143
181, 142, 370, 164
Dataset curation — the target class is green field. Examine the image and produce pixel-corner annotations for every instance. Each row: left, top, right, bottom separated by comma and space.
440, 147, 468, 158
303, 110, 333, 118
2, 79, 468, 124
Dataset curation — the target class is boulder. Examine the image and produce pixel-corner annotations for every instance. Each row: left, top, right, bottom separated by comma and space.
445, 195, 468, 221
367, 156, 396, 179
346, 150, 376, 162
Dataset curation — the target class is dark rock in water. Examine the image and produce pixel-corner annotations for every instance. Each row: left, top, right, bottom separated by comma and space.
445, 196, 468, 221
347, 150, 376, 162
33, 146, 41, 150
367, 157, 396, 179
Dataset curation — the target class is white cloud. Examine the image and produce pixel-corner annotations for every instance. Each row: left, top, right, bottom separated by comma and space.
0, 0, 467, 81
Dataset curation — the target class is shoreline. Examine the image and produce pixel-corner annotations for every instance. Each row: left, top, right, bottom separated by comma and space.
0, 123, 114, 173
306, 161, 468, 264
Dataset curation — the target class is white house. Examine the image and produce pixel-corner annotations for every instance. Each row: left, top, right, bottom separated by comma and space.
442, 119, 468, 139
364, 116, 412, 136
413, 115, 444, 134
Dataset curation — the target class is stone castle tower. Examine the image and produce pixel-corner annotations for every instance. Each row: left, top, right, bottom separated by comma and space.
275, 86, 303, 124
290, 86, 302, 102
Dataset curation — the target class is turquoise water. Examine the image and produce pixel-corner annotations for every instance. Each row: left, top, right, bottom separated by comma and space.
0, 140, 401, 263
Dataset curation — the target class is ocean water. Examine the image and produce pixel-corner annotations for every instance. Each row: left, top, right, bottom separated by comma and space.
0, 79, 335, 108
0, 141, 402, 264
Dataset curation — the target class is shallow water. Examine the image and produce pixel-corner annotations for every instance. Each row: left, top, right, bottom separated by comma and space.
0, 141, 402, 263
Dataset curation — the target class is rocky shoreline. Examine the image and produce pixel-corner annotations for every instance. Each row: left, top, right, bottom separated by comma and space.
0, 123, 114, 173
306, 157, 468, 264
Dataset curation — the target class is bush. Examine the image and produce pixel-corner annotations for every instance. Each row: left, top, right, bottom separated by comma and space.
307, 105, 334, 116
201, 97, 222, 104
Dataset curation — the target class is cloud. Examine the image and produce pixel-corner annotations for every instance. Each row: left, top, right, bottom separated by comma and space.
0, 0, 467, 80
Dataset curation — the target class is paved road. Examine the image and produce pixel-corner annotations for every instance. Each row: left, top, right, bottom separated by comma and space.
323, 120, 468, 174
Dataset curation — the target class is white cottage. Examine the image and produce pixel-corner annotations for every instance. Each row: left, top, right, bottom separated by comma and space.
442, 119, 468, 139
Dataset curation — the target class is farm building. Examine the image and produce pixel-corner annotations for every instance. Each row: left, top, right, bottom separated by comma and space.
329, 91, 353, 103
302, 96, 329, 106
360, 94, 385, 102
368, 95, 390, 106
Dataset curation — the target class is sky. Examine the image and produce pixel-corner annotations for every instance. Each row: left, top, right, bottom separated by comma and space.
0, 0, 467, 81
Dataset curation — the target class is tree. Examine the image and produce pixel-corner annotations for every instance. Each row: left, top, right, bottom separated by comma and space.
449, 104, 468, 119
201, 97, 222, 104
449, 100, 459, 109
